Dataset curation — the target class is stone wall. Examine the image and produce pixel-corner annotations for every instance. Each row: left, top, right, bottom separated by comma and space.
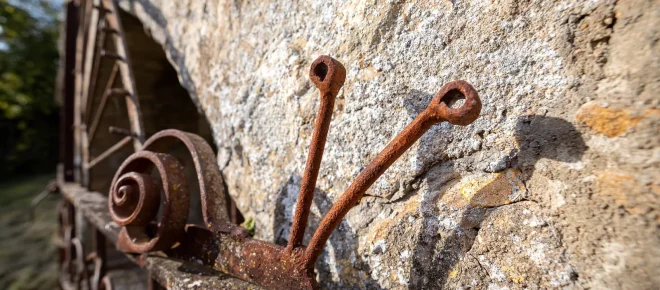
117, 0, 659, 289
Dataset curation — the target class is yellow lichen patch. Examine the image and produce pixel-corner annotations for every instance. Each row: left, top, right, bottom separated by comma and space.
439, 190, 470, 209
389, 272, 397, 282
368, 195, 421, 241
502, 266, 525, 283
575, 102, 643, 137
448, 267, 460, 278
595, 170, 646, 214
459, 169, 526, 207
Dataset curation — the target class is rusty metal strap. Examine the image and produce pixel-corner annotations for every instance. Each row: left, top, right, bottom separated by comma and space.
57, 182, 259, 289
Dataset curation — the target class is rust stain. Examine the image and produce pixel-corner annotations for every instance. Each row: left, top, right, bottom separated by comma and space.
288, 56, 346, 252
305, 80, 482, 267
102, 56, 484, 289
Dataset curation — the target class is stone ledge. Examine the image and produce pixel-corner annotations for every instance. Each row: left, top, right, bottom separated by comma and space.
58, 182, 258, 290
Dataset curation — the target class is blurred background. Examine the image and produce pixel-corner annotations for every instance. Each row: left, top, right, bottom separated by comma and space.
0, 0, 63, 289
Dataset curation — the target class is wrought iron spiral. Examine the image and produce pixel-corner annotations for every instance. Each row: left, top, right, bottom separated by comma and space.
108, 129, 230, 253
109, 151, 189, 253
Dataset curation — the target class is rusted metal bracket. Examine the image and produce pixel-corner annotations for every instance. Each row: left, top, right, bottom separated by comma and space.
101, 56, 482, 289
56, 182, 253, 289
57, 199, 109, 290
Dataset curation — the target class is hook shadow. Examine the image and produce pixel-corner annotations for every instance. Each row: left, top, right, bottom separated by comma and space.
405, 89, 586, 289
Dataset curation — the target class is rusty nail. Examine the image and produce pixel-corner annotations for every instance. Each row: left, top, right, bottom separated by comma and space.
91, 55, 482, 289
102, 27, 118, 34
108, 126, 137, 138
24, 180, 59, 225
106, 88, 129, 97
90, 229, 106, 290
57, 200, 76, 283
93, 5, 111, 13
101, 50, 123, 61
303, 80, 482, 267
72, 238, 91, 289
287, 56, 346, 252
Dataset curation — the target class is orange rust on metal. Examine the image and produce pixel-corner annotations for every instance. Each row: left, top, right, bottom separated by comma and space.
169, 225, 317, 290
108, 129, 230, 253
90, 229, 106, 290
287, 55, 346, 251
215, 234, 316, 289
85, 136, 132, 169
57, 200, 76, 285
103, 56, 482, 289
101, 0, 145, 149
100, 50, 123, 61
108, 126, 136, 138
87, 64, 119, 143
101, 27, 118, 34
140, 129, 230, 225
303, 80, 481, 267
58, 198, 105, 290
72, 238, 90, 288
110, 151, 190, 253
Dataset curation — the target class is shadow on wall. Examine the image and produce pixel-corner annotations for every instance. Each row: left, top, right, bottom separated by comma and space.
120, 2, 372, 288
120, 2, 592, 288
120, 0, 199, 104
404, 90, 587, 289
272, 174, 379, 289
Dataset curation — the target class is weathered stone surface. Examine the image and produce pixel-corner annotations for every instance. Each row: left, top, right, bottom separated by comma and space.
117, 0, 659, 288
575, 102, 644, 137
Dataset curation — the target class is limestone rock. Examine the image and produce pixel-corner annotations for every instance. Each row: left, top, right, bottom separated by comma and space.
117, 0, 660, 288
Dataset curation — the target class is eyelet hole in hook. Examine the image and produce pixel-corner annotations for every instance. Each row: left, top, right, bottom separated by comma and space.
313, 61, 329, 82
441, 89, 466, 109
431, 80, 481, 125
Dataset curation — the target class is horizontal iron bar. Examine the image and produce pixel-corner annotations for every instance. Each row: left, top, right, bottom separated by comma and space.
57, 181, 257, 289
85, 136, 132, 169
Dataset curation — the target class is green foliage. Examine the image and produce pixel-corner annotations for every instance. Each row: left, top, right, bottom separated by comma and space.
240, 217, 256, 237
0, 0, 61, 178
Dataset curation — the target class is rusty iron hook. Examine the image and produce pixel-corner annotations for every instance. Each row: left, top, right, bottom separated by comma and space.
302, 79, 481, 268
287, 55, 346, 252
103, 55, 481, 289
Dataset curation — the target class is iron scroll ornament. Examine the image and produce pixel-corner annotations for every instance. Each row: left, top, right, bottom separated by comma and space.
108, 55, 482, 289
